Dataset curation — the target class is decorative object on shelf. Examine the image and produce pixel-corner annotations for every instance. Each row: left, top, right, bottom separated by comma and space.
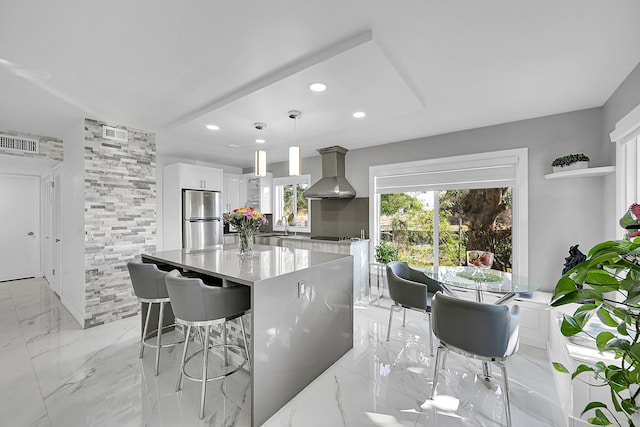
255, 150, 266, 177
561, 244, 587, 275
551, 153, 589, 173
551, 203, 640, 426
223, 207, 268, 255
288, 110, 302, 176
375, 240, 398, 264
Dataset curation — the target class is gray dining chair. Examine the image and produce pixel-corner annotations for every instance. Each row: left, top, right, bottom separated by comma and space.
127, 260, 184, 376
165, 270, 251, 420
385, 261, 442, 355
430, 292, 520, 427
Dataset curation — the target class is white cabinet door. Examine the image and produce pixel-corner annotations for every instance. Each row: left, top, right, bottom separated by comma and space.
223, 173, 240, 212
178, 164, 201, 190
200, 166, 222, 191
244, 173, 272, 213
176, 164, 222, 191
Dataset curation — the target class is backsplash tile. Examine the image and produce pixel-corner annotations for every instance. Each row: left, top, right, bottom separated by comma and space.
310, 197, 369, 238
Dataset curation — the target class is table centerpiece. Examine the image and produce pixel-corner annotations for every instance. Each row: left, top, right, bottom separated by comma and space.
224, 207, 268, 255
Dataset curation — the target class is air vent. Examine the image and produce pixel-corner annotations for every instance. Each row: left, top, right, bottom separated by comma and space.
102, 126, 128, 142
0, 134, 39, 153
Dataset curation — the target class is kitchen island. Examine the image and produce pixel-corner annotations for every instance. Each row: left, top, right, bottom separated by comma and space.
141, 244, 353, 426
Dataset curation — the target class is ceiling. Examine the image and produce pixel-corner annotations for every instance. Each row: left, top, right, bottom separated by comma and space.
1, 1, 639, 169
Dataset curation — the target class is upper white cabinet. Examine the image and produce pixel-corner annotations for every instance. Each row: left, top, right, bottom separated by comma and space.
168, 163, 223, 191
223, 173, 240, 212
241, 173, 272, 213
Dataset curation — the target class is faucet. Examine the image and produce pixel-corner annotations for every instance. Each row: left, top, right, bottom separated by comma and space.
281, 216, 289, 235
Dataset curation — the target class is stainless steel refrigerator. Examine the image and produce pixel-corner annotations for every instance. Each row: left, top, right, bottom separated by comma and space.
182, 189, 222, 251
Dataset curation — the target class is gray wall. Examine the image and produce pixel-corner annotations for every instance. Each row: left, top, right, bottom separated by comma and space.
603, 62, 640, 164
601, 63, 640, 237
267, 108, 606, 292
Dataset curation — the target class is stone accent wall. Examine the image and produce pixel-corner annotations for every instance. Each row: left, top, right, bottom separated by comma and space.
83, 118, 156, 328
0, 128, 63, 161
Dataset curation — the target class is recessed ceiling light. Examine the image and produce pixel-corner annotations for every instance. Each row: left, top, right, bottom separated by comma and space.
229, 144, 239, 148
309, 82, 327, 92
206, 124, 220, 130
353, 111, 366, 119
255, 139, 266, 144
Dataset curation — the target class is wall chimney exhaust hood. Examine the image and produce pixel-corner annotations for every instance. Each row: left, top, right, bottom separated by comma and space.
303, 146, 356, 199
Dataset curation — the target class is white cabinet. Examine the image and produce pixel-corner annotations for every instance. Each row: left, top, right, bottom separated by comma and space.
168, 163, 222, 191
241, 173, 272, 213
223, 173, 240, 212
162, 163, 223, 250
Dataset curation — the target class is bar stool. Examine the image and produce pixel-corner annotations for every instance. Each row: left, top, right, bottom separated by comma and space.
127, 261, 184, 376
165, 270, 251, 419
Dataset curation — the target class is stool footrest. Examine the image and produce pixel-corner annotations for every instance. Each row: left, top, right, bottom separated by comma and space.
181, 344, 248, 383
142, 323, 185, 349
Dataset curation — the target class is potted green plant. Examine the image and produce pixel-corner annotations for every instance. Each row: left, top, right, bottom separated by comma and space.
551, 204, 640, 426
375, 240, 398, 264
552, 153, 590, 173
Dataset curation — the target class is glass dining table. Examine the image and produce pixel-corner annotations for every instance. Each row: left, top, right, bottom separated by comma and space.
424, 266, 540, 305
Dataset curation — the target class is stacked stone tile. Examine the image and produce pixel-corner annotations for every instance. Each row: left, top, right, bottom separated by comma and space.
83, 118, 156, 328
0, 128, 63, 161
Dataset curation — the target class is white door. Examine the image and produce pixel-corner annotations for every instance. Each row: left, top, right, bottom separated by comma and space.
43, 169, 62, 294
0, 174, 40, 281
51, 171, 62, 294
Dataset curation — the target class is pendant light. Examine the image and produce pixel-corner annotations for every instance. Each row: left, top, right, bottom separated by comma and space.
255, 150, 266, 177
288, 110, 302, 176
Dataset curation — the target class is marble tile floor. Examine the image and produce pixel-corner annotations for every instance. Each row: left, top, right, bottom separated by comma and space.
0, 277, 566, 427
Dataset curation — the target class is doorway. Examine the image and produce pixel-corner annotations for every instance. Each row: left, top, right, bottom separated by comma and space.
43, 167, 62, 294
0, 173, 41, 281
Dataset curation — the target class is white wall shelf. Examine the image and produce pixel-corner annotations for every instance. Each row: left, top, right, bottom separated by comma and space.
544, 166, 615, 180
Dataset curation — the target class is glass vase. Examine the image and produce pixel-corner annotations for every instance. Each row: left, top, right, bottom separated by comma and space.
238, 229, 254, 256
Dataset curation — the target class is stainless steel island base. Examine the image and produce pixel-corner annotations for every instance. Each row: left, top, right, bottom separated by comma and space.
142, 245, 354, 426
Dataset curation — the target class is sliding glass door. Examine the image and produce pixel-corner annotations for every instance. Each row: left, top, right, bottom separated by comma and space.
370, 149, 527, 274
379, 188, 512, 271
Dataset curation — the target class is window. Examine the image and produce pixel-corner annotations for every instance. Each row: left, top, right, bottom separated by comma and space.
379, 188, 513, 271
273, 175, 311, 233
370, 148, 528, 276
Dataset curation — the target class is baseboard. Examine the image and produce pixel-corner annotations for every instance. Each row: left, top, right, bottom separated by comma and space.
60, 295, 84, 328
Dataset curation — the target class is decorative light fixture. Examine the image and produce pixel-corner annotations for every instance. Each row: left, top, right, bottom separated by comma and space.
288, 110, 302, 176
352, 111, 366, 119
206, 124, 220, 130
289, 146, 301, 176
309, 82, 327, 92
255, 138, 266, 144
255, 150, 266, 177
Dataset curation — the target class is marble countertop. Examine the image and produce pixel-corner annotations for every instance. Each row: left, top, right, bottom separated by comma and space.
143, 244, 350, 286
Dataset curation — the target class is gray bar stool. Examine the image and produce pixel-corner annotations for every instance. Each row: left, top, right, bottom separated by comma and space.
165, 270, 251, 420
127, 261, 184, 376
